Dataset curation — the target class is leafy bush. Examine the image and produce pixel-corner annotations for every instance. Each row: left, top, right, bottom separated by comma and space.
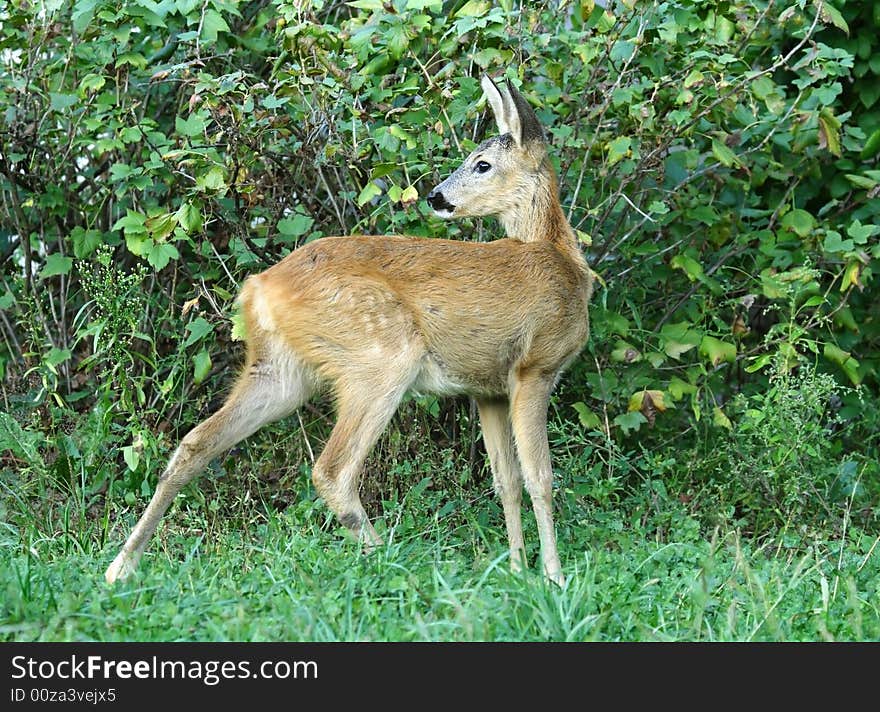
708, 363, 860, 532
0, 0, 877, 531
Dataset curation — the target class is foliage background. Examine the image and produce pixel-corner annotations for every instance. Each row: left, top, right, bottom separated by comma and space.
1, 0, 878, 640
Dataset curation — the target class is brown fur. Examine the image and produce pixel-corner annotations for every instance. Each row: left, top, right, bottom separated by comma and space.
104, 75, 593, 586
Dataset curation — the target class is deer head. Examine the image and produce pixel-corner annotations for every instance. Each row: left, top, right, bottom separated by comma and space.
427, 75, 548, 223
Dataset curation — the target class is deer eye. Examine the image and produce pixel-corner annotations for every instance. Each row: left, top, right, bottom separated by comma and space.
474, 160, 492, 174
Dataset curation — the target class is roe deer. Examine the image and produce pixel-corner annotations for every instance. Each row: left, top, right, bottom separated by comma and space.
105, 75, 593, 587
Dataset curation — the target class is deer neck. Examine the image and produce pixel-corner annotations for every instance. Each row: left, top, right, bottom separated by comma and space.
499, 159, 582, 260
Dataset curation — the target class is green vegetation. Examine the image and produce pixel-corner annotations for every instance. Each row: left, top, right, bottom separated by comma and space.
1, 0, 878, 640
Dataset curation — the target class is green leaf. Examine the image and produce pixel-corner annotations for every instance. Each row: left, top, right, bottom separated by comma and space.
195, 166, 227, 193
70, 227, 103, 259
844, 173, 877, 190
116, 52, 147, 69
473, 47, 503, 69
386, 24, 409, 60
667, 376, 697, 400
822, 231, 854, 253
818, 108, 841, 157
175, 113, 207, 137
610, 339, 641, 363
146, 242, 179, 271
699, 336, 736, 366
277, 212, 315, 238
176, 202, 203, 234
40, 253, 73, 278
683, 70, 704, 88
125, 232, 150, 257
120, 126, 143, 144
610, 40, 635, 63
357, 180, 382, 207
660, 322, 702, 360
0, 412, 42, 464
79, 73, 106, 94
200, 8, 230, 44
113, 209, 147, 235
400, 185, 419, 206
176, 0, 200, 15
122, 445, 140, 472
670, 254, 705, 282
145, 212, 178, 242
847, 220, 879, 244
50, 93, 78, 111
780, 209, 815, 237
183, 317, 214, 348
688, 205, 718, 226
261, 94, 288, 110
860, 128, 880, 160
613, 410, 647, 435
744, 353, 773, 373
572, 402, 601, 430
72, 0, 100, 33
45, 347, 71, 368
818, 2, 849, 33
710, 14, 735, 44
193, 349, 212, 384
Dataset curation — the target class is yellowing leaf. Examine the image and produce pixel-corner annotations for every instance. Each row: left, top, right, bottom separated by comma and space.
824, 343, 861, 385
671, 254, 705, 282
712, 406, 732, 429
454, 0, 489, 18
607, 136, 632, 166
611, 339, 642, 363
628, 390, 668, 413
818, 109, 841, 157
842, 260, 863, 291
699, 336, 736, 366
781, 209, 815, 237
400, 185, 419, 207
712, 139, 739, 167
230, 312, 247, 342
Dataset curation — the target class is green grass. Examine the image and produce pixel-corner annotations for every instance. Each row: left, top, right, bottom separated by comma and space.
2, 473, 878, 642
3, 371, 879, 642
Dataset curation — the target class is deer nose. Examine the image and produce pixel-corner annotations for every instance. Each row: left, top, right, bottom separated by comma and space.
426, 189, 454, 212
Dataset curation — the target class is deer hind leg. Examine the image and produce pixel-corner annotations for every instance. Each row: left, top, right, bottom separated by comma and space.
310, 371, 415, 550
509, 369, 565, 587
104, 351, 314, 584
476, 396, 526, 573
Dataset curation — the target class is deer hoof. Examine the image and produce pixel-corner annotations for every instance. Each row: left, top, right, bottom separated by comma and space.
104, 551, 138, 584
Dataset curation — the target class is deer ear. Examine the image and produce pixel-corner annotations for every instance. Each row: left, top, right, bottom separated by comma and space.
505, 79, 545, 145
481, 74, 522, 145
